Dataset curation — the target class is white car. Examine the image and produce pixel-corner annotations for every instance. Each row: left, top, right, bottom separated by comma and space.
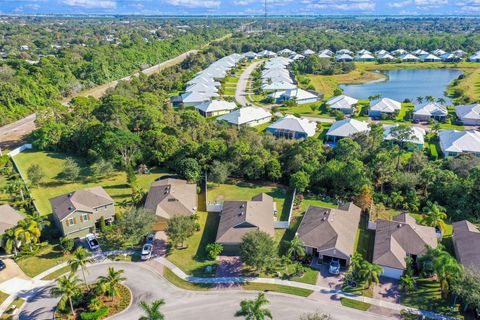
141, 244, 153, 260
85, 233, 100, 251
329, 258, 341, 275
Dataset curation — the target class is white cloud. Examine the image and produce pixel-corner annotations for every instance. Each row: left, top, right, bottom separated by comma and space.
62, 0, 117, 8
310, 0, 375, 11
165, 0, 221, 8
414, 0, 448, 5
388, 0, 412, 8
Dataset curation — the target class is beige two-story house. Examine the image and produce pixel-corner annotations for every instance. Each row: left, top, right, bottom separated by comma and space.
50, 186, 115, 238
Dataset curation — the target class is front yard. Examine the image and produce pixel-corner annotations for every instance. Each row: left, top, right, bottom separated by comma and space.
13, 150, 168, 215
16, 244, 67, 278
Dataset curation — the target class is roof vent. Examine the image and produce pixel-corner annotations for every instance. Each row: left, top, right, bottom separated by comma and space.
240, 204, 245, 208
68, 206, 72, 211
322, 217, 327, 221
67, 193, 72, 197
398, 223, 403, 228
239, 211, 244, 216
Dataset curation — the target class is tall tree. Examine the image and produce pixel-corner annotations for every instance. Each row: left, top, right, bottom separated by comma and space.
27, 164, 45, 187
68, 247, 93, 289
358, 261, 383, 288
286, 235, 305, 260
97, 267, 127, 300
240, 231, 276, 272
166, 216, 196, 249
421, 202, 447, 234
15, 218, 41, 251
235, 293, 273, 320
50, 274, 81, 316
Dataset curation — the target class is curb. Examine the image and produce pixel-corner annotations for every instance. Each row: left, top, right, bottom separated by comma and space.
104, 283, 133, 320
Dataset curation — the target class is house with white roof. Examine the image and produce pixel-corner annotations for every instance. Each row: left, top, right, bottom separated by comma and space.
278, 48, 295, 56
354, 53, 375, 62
413, 49, 429, 56
392, 49, 408, 56
181, 91, 218, 107
185, 82, 218, 93
468, 53, 480, 62
376, 50, 390, 56
217, 107, 272, 127
262, 81, 297, 92
453, 49, 467, 57
319, 49, 333, 56
337, 49, 353, 55
289, 54, 305, 61
194, 100, 237, 117
325, 119, 370, 143
303, 49, 315, 56
413, 102, 448, 121
266, 115, 316, 139
440, 53, 462, 62
400, 53, 420, 62
369, 98, 402, 117
336, 54, 353, 62
378, 53, 395, 61
432, 49, 446, 56
439, 130, 480, 157
258, 50, 277, 58
269, 88, 318, 105
326, 95, 359, 114
419, 53, 441, 62
318, 52, 332, 59
358, 49, 372, 55
383, 124, 426, 149
244, 51, 257, 60
456, 104, 480, 126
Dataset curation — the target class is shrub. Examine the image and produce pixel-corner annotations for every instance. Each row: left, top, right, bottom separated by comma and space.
206, 243, 223, 260
80, 306, 109, 320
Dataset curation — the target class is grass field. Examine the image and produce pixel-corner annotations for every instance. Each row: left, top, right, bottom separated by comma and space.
340, 297, 371, 311
0, 291, 8, 305
354, 215, 375, 262
207, 180, 293, 221
242, 282, 313, 297
1, 297, 25, 319
41, 265, 71, 280
163, 267, 214, 291
16, 244, 67, 277
13, 150, 168, 215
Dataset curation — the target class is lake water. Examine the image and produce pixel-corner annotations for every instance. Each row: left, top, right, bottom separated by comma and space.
339, 69, 463, 103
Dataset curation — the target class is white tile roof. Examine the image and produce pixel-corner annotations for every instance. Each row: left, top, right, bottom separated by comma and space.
303, 49, 315, 55
383, 125, 426, 145
186, 82, 219, 93
419, 53, 441, 61
181, 91, 218, 104
337, 49, 353, 55
269, 88, 317, 101
326, 95, 358, 110
358, 49, 372, 55
413, 49, 429, 55
217, 107, 271, 126
326, 119, 370, 138
195, 100, 237, 113
413, 102, 447, 117
378, 53, 395, 60
289, 54, 305, 61
262, 81, 297, 91
336, 53, 353, 61
469, 53, 480, 61
318, 52, 332, 59
354, 53, 375, 61
439, 130, 480, 154
376, 50, 390, 56
319, 49, 333, 56
400, 53, 420, 61
278, 48, 296, 55
456, 104, 480, 121
258, 50, 277, 57
267, 115, 316, 137
392, 49, 408, 55
370, 98, 402, 113
432, 49, 446, 56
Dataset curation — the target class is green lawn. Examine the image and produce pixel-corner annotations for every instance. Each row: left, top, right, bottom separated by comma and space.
0, 175, 10, 204
354, 215, 375, 262
297, 196, 337, 218
400, 278, 459, 316
16, 244, 67, 277
163, 267, 214, 291
223, 87, 236, 96
166, 211, 219, 277
41, 265, 71, 280
207, 180, 293, 221
242, 282, 313, 297
13, 150, 169, 215
396, 104, 414, 121
289, 266, 319, 285
0, 291, 8, 305
340, 297, 371, 311
224, 76, 239, 84
255, 121, 273, 132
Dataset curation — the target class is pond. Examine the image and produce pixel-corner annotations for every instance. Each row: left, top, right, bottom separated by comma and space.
339, 69, 463, 103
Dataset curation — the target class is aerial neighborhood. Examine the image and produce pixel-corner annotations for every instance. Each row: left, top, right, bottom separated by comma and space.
0, 16, 480, 320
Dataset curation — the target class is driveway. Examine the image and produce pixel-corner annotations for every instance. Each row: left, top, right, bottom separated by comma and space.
373, 277, 400, 304
0, 259, 29, 283
19, 262, 392, 320
235, 61, 263, 107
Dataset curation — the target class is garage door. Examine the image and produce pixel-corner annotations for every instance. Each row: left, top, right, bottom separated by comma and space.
381, 266, 403, 279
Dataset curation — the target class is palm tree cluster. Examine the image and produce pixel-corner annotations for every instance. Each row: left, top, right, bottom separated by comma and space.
236, 293, 272, 320
347, 252, 383, 289
51, 247, 127, 316
2, 214, 45, 255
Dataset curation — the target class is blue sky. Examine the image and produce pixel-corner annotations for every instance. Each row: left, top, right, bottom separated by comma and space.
1, 0, 479, 15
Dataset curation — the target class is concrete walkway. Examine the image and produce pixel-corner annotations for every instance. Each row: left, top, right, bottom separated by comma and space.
235, 60, 263, 107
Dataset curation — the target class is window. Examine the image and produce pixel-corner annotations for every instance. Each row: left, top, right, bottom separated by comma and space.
82, 213, 88, 221
68, 218, 75, 225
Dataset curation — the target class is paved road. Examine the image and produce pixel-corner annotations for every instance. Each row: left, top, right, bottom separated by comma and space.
235, 61, 263, 107
19, 263, 393, 320
0, 50, 197, 151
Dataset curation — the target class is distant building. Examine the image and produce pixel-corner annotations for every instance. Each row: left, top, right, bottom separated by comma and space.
399, 53, 420, 62
325, 118, 370, 143
336, 53, 353, 62
269, 88, 318, 105
194, 100, 237, 117
383, 125, 426, 149
419, 53, 441, 62
217, 107, 272, 127
303, 49, 315, 56
455, 103, 480, 126
413, 102, 447, 122
50, 187, 115, 238
278, 48, 296, 56
326, 95, 358, 114
439, 130, 480, 157
369, 98, 402, 117
266, 115, 316, 139
354, 53, 375, 61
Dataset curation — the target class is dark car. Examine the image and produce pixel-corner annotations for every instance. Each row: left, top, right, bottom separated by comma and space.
0, 260, 6, 271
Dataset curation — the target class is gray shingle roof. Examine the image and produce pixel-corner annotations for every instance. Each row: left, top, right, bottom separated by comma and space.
0, 204, 24, 234
453, 220, 480, 267
49, 186, 114, 221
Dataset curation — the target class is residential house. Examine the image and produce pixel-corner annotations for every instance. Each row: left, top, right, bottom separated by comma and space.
412, 49, 429, 56
278, 48, 295, 56
269, 88, 318, 105
244, 51, 257, 60
439, 130, 480, 157
303, 49, 315, 56
319, 49, 333, 57
399, 53, 420, 62
0, 204, 24, 236
455, 103, 480, 126
318, 52, 332, 59
217, 107, 272, 127
325, 118, 370, 143
392, 49, 408, 56
49, 187, 115, 238
419, 53, 441, 62
377, 53, 395, 61
266, 115, 316, 139
336, 54, 353, 62
326, 95, 358, 114
358, 49, 372, 55
373, 213, 438, 279
296, 203, 361, 267
215, 193, 275, 254
289, 54, 305, 61
354, 53, 375, 61
452, 49, 467, 57
383, 125, 426, 149
432, 49, 446, 56
413, 102, 448, 121
262, 81, 297, 92
468, 53, 480, 62
337, 49, 353, 55
440, 53, 462, 62
258, 50, 277, 58
144, 178, 197, 231
376, 50, 390, 56
181, 91, 218, 107
452, 220, 480, 268
195, 100, 237, 117
368, 98, 402, 117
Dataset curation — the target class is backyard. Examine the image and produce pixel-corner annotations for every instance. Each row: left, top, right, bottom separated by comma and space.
13, 150, 168, 215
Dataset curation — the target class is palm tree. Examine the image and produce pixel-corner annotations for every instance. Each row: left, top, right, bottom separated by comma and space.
416, 96, 424, 104
436, 97, 446, 105
28, 212, 50, 231
15, 218, 41, 251
350, 252, 364, 276
2, 228, 20, 256
97, 267, 126, 300
139, 299, 166, 320
50, 274, 81, 316
286, 235, 305, 260
425, 95, 435, 102
433, 252, 462, 298
399, 274, 416, 292
68, 247, 93, 289
4, 178, 25, 201
235, 293, 272, 320
421, 202, 447, 234
358, 261, 383, 289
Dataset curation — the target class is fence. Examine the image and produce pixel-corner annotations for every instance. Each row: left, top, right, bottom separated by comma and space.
7, 144, 32, 157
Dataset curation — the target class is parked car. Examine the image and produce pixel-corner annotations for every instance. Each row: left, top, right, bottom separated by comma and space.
146, 233, 155, 245
0, 260, 6, 271
86, 233, 100, 251
329, 258, 341, 275
141, 244, 153, 261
